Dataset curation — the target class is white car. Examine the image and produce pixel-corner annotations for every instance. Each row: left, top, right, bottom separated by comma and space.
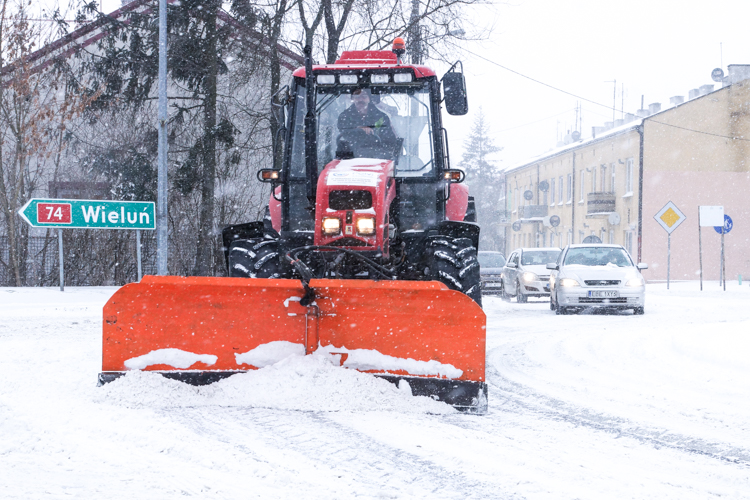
501, 247, 562, 302
548, 244, 648, 315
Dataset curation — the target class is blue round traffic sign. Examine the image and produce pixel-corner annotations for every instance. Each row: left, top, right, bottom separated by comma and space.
714, 214, 733, 234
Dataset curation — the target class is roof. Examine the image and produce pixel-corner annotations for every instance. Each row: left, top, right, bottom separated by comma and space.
2, 0, 302, 80
292, 50, 437, 78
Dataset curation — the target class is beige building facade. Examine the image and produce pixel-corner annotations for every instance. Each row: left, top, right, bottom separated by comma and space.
505, 66, 750, 282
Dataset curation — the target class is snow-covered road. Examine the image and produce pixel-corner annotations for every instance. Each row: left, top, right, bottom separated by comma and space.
1, 282, 748, 499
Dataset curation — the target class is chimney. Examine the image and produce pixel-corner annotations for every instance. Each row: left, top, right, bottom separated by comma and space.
604, 121, 613, 130
669, 96, 684, 106
688, 88, 700, 99
699, 84, 714, 95
728, 65, 750, 85
614, 119, 624, 127
648, 103, 661, 115
592, 126, 606, 138
636, 109, 649, 118
624, 113, 637, 122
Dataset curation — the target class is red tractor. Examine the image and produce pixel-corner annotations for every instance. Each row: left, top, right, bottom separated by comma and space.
223, 42, 482, 306
100, 41, 487, 413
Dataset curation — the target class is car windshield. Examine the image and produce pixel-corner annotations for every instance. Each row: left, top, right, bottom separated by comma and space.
478, 253, 506, 268
521, 250, 561, 266
289, 81, 435, 179
563, 247, 633, 267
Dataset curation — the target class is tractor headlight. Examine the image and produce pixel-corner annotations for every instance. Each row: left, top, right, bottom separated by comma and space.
356, 217, 376, 236
626, 277, 645, 287
558, 278, 580, 287
522, 272, 538, 283
322, 217, 341, 235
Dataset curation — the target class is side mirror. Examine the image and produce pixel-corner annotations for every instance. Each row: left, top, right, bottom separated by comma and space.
637, 263, 648, 270
442, 63, 468, 116
506, 262, 517, 268
546, 263, 558, 270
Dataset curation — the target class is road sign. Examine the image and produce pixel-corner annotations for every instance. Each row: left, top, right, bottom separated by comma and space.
19, 199, 155, 230
512, 221, 522, 231
653, 201, 686, 234
549, 215, 561, 227
713, 214, 733, 234
699, 206, 724, 226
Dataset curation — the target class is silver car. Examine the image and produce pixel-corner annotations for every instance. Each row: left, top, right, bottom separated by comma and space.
478, 251, 506, 296
501, 248, 562, 302
548, 244, 648, 315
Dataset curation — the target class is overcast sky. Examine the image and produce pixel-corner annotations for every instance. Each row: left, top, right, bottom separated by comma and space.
442, 0, 750, 168
41, 0, 750, 169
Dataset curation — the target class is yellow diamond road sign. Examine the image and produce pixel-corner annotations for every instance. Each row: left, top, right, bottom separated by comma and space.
654, 201, 686, 234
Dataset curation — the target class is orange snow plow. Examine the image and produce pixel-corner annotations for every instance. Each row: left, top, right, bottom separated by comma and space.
99, 275, 487, 412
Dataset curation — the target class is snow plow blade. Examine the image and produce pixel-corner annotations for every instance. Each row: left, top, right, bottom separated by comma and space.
100, 276, 487, 412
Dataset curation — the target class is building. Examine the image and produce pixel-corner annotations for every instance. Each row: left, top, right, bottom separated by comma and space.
504, 65, 750, 281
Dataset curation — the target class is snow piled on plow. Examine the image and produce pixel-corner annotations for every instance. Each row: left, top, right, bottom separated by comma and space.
96, 352, 455, 414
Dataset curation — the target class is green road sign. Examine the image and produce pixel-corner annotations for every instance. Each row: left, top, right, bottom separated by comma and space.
18, 199, 156, 230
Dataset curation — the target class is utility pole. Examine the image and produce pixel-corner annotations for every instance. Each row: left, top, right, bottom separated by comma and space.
605, 79, 616, 123
408, 0, 422, 65
156, 0, 168, 275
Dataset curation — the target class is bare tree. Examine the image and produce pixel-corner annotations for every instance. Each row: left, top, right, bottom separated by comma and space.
0, 0, 95, 285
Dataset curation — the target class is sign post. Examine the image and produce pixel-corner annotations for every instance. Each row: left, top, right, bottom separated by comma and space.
18, 199, 156, 291
653, 201, 686, 289
699, 206, 724, 291
714, 214, 733, 292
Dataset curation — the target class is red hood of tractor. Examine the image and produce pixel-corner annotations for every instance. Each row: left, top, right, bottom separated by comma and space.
292, 50, 437, 78
314, 158, 396, 252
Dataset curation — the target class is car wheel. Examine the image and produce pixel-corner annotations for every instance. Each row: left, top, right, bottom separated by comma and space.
516, 280, 527, 303
634, 307, 644, 315
549, 298, 555, 310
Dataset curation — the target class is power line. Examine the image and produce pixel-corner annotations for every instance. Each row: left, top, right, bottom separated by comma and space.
457, 44, 615, 113
456, 44, 749, 143
648, 119, 750, 142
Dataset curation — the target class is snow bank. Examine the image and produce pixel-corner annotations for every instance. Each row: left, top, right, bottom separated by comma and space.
96, 351, 455, 414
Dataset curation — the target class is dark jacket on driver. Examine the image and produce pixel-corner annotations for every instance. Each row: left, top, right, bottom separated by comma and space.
337, 103, 398, 159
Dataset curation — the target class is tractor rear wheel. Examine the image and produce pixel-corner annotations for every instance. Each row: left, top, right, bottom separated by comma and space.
424, 237, 482, 306
228, 238, 282, 279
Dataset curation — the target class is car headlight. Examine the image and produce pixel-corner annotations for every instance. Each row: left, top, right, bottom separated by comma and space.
626, 277, 645, 287
522, 272, 538, 283
356, 216, 376, 236
322, 217, 341, 235
558, 278, 580, 287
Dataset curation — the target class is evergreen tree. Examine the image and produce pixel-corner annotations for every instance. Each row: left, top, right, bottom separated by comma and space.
459, 108, 504, 251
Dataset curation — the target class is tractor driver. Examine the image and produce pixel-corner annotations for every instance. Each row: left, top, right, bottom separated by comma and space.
337, 88, 398, 160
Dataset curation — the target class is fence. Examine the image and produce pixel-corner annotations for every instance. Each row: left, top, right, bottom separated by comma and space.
0, 230, 156, 287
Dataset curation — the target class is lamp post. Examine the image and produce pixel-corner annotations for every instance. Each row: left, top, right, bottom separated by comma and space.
156, 0, 168, 275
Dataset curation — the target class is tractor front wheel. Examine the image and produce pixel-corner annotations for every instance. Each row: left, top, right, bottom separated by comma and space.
424, 237, 482, 306
228, 238, 282, 278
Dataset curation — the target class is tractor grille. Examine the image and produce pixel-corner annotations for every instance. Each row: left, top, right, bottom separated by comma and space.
584, 280, 620, 286
329, 237, 368, 247
579, 297, 628, 303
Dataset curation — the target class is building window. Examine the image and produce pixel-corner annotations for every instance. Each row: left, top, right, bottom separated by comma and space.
625, 231, 634, 256
611, 164, 616, 193
559, 176, 564, 204
550, 232, 555, 247
579, 230, 585, 243
566, 174, 572, 202
567, 229, 572, 246
550, 178, 556, 205
609, 229, 614, 244
591, 168, 596, 193
601, 165, 607, 192
600, 228, 606, 242
580, 171, 585, 202
625, 158, 634, 194
543, 186, 548, 206
513, 188, 518, 212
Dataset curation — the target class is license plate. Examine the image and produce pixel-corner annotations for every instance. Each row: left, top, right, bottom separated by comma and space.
588, 290, 619, 298
485, 282, 502, 288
